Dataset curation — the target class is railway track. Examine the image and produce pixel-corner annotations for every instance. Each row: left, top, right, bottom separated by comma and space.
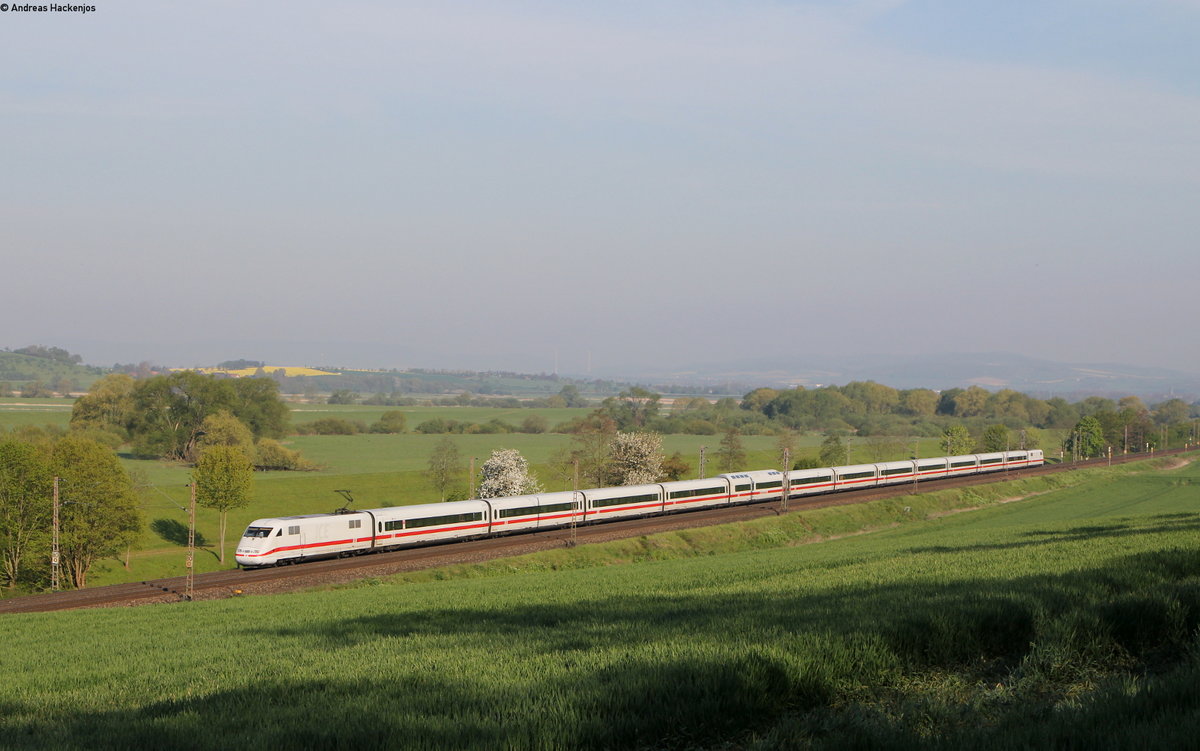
0, 448, 1188, 615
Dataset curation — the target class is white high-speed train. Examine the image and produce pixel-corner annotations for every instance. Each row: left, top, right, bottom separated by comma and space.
234, 449, 1043, 567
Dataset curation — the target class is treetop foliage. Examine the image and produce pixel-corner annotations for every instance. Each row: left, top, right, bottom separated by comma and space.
70, 372, 289, 461
478, 449, 541, 499
608, 432, 665, 486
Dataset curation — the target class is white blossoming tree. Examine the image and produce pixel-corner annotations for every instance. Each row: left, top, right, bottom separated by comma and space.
608, 431, 664, 486
477, 448, 541, 499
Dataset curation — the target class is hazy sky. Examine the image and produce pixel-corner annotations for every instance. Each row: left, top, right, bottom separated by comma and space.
2, 0, 1198, 376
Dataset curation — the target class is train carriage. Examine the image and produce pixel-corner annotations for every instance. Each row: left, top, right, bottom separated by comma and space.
875, 460, 918, 486
719, 470, 786, 504
488, 492, 582, 532
533, 491, 586, 528
946, 454, 980, 476
660, 478, 732, 512
369, 500, 492, 551
975, 452, 1007, 473
487, 493, 545, 533
915, 457, 950, 478
582, 483, 664, 520
832, 463, 880, 491
234, 511, 375, 566
783, 467, 836, 500
1004, 449, 1043, 469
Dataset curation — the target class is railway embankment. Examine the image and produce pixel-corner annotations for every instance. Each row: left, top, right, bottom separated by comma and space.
325, 453, 1194, 592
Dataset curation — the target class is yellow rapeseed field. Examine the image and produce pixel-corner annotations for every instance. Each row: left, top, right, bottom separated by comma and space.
176, 366, 339, 377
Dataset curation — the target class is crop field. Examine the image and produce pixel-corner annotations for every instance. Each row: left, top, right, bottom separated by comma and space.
0, 457, 1196, 749
0, 399, 74, 429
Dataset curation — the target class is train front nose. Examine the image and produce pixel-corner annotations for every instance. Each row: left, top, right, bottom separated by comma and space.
235, 524, 275, 567
234, 540, 262, 567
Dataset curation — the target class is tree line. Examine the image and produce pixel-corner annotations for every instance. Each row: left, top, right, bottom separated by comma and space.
0, 427, 256, 591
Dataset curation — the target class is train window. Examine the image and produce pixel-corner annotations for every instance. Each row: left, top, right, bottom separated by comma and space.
407, 512, 484, 529
918, 464, 944, 472
839, 471, 874, 480
793, 475, 831, 485
591, 493, 659, 508
540, 502, 579, 514
669, 486, 725, 500
276, 529, 282, 537
950, 460, 976, 468
384, 520, 404, 531
881, 468, 911, 476
980, 458, 1002, 465
756, 480, 783, 490
498, 505, 539, 519
288, 526, 300, 535
243, 527, 273, 538
735, 483, 752, 492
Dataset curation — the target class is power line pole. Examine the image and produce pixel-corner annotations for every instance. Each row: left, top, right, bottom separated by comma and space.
699, 446, 707, 479
186, 482, 196, 601
913, 443, 919, 491
570, 458, 580, 547
51, 477, 60, 592
781, 448, 790, 512
469, 457, 476, 500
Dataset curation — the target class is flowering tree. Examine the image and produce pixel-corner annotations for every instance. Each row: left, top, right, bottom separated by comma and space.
608, 431, 664, 485
478, 449, 541, 499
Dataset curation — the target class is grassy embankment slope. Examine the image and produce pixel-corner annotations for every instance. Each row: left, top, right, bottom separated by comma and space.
0, 456, 1197, 749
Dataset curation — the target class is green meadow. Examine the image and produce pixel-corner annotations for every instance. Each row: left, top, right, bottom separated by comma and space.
0, 456, 1196, 749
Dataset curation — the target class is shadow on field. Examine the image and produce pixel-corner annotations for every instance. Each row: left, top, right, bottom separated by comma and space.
252, 546, 1200, 674
0, 653, 828, 751
905, 514, 1200, 557
150, 518, 210, 548
6, 544, 1200, 749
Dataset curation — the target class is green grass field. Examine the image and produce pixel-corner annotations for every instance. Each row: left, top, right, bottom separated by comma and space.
0, 456, 1196, 749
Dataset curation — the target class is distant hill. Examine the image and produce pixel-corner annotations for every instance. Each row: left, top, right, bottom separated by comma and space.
0, 351, 106, 393
633, 352, 1200, 402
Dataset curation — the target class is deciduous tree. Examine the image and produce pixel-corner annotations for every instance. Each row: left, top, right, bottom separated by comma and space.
1066, 417, 1104, 459
369, 411, 408, 434
716, 429, 747, 473
70, 374, 135, 437
0, 440, 52, 588
981, 424, 1010, 452
660, 451, 690, 481
818, 434, 848, 466
194, 445, 255, 564
940, 425, 974, 456
124, 372, 290, 461
478, 449, 540, 499
608, 432, 664, 486
426, 438, 464, 501
50, 436, 141, 588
